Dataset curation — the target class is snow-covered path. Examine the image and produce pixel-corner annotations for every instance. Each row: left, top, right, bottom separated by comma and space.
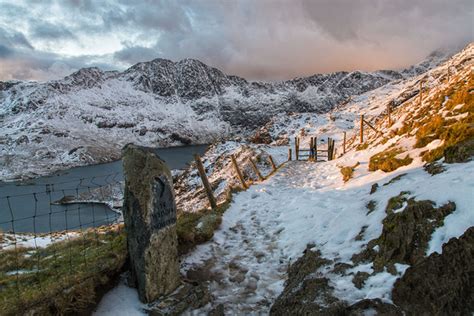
181, 156, 474, 314
181, 159, 369, 314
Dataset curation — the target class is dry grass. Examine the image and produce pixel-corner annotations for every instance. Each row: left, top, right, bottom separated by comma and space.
369, 149, 413, 172
177, 186, 243, 254
0, 226, 126, 315
340, 162, 360, 182
356, 143, 369, 151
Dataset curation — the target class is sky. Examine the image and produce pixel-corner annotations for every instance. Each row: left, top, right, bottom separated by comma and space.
0, 0, 472, 82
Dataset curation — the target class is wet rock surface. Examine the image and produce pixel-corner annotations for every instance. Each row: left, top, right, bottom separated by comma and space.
392, 226, 474, 315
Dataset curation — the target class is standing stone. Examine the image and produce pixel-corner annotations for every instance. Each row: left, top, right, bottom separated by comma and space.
122, 144, 180, 303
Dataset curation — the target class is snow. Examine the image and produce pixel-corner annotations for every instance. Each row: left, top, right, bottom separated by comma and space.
1, 232, 80, 250
93, 282, 146, 316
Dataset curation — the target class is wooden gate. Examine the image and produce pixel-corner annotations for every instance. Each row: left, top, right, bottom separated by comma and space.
293, 136, 336, 162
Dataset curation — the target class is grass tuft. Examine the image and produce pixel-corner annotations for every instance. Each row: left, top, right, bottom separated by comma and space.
369, 149, 413, 172
339, 162, 360, 182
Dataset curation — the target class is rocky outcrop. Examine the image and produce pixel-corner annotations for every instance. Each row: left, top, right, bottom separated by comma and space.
270, 247, 403, 315
346, 299, 403, 315
270, 248, 345, 315
352, 196, 456, 273
392, 226, 474, 315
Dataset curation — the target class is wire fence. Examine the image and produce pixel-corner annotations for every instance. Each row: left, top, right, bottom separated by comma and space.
0, 172, 127, 314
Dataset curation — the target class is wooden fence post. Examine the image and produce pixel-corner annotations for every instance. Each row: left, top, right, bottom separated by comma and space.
231, 154, 247, 189
419, 80, 423, 106
360, 114, 364, 143
314, 137, 318, 161
332, 139, 336, 160
294, 137, 297, 161
288, 148, 292, 161
295, 137, 300, 160
309, 137, 314, 161
329, 138, 335, 160
297, 137, 300, 160
387, 103, 392, 126
268, 155, 277, 171
249, 158, 264, 181
194, 154, 217, 209
327, 137, 331, 161
343, 132, 346, 155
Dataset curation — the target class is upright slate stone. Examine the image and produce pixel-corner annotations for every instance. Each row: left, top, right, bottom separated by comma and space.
122, 144, 180, 303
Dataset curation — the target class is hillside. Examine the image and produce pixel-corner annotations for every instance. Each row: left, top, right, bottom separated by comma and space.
95, 43, 473, 314
0, 51, 449, 181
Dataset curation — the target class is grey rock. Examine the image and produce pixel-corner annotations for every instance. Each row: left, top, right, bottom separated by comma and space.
392, 226, 474, 315
122, 144, 180, 303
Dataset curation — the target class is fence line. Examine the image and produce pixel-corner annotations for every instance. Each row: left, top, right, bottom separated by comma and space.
0, 172, 125, 314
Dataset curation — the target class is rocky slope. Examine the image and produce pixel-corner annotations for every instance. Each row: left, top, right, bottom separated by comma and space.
0, 49, 451, 180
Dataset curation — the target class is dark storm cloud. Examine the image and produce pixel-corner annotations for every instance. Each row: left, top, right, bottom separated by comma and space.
0, 0, 472, 81
113, 45, 158, 64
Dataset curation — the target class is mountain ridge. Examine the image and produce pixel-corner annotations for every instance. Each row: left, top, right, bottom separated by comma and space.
0, 44, 465, 181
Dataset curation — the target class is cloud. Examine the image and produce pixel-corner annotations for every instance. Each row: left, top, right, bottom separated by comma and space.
0, 0, 472, 81
0, 44, 13, 57
30, 21, 76, 41
113, 45, 158, 65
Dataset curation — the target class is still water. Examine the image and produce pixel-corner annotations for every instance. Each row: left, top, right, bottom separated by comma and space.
0, 145, 208, 233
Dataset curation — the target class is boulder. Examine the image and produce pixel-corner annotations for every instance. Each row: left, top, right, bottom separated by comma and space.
122, 144, 180, 303
392, 226, 474, 315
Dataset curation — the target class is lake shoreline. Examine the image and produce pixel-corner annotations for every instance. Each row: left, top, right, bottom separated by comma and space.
0, 143, 211, 184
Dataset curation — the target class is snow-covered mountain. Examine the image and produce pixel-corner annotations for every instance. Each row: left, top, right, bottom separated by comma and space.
0, 49, 451, 180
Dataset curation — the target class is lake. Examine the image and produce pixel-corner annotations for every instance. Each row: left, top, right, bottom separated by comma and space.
0, 144, 208, 233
